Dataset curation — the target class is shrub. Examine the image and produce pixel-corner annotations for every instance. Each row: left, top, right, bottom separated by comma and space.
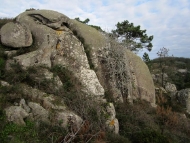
50, 65, 74, 92
131, 129, 169, 143
0, 110, 67, 143
106, 132, 131, 143
4, 63, 31, 84
0, 58, 5, 78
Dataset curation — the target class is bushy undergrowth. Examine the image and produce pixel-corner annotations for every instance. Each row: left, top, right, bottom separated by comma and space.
0, 53, 190, 142
115, 98, 190, 143
0, 110, 67, 143
0, 43, 7, 78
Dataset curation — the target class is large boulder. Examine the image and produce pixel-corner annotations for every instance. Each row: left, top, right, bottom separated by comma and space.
0, 22, 33, 47
1, 9, 156, 133
125, 50, 155, 104
70, 19, 155, 105
1, 9, 155, 104
3, 9, 104, 97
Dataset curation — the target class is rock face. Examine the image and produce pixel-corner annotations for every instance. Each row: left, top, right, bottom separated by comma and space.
125, 50, 155, 104
70, 19, 155, 105
0, 22, 33, 47
1, 9, 155, 133
4, 10, 104, 98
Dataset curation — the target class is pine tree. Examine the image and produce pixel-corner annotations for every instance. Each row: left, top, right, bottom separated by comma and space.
112, 20, 153, 51
142, 52, 151, 70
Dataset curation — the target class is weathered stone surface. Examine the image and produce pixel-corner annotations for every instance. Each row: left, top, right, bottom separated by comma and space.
21, 84, 47, 102
20, 99, 30, 113
165, 82, 177, 93
159, 87, 167, 93
4, 50, 17, 58
0, 22, 32, 47
3, 10, 103, 97
176, 88, 190, 113
28, 102, 49, 123
152, 73, 168, 85
178, 69, 187, 73
0, 80, 10, 86
106, 103, 119, 133
56, 111, 83, 128
106, 118, 119, 134
106, 103, 116, 119
78, 67, 104, 96
125, 50, 155, 104
20, 84, 66, 110
70, 19, 155, 105
5, 106, 29, 125
29, 68, 63, 90
42, 96, 66, 110
13, 49, 52, 68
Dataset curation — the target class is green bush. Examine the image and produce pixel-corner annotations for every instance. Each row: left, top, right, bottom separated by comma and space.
0, 58, 5, 78
4, 63, 31, 84
0, 43, 7, 79
131, 129, 169, 143
50, 65, 74, 92
106, 132, 131, 143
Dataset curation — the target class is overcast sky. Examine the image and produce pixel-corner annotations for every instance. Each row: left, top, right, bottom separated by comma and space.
0, 0, 189, 59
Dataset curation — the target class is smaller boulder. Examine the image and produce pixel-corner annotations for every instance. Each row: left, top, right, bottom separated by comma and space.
20, 99, 30, 113
106, 103, 119, 134
0, 22, 33, 48
0, 80, 10, 86
159, 87, 167, 93
176, 89, 190, 113
165, 82, 177, 93
30, 68, 63, 90
28, 102, 49, 123
56, 111, 83, 128
5, 106, 29, 125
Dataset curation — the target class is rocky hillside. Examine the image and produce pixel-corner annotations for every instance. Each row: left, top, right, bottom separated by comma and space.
150, 57, 190, 114
151, 57, 190, 90
0, 9, 190, 143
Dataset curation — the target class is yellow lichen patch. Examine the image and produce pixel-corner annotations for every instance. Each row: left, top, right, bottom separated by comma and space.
56, 43, 61, 49
109, 119, 115, 126
56, 30, 63, 36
